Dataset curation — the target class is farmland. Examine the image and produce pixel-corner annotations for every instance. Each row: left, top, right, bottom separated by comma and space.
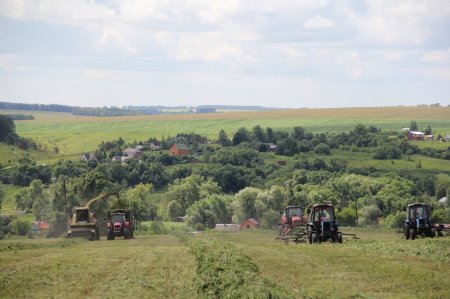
2, 106, 450, 156
1, 229, 449, 299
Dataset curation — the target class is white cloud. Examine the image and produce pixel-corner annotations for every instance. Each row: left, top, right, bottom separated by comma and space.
98, 27, 138, 55
304, 15, 334, 29
422, 49, 450, 64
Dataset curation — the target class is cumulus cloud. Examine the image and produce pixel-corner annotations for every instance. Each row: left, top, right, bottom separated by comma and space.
304, 15, 334, 29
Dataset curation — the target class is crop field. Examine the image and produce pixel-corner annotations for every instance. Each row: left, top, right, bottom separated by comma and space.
1, 229, 449, 299
2, 106, 449, 155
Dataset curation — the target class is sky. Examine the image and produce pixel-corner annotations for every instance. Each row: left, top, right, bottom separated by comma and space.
0, 0, 449, 109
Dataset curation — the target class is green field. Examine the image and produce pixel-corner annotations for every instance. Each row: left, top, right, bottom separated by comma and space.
1, 229, 449, 298
2, 106, 449, 156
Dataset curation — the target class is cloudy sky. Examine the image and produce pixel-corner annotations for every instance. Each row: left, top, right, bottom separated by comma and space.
0, 0, 449, 108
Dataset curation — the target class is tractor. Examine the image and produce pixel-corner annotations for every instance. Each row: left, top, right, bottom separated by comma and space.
106, 209, 135, 240
307, 204, 342, 244
403, 203, 436, 240
277, 205, 308, 243
67, 192, 119, 240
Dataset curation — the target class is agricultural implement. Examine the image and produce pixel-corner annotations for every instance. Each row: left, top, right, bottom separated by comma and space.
403, 203, 436, 240
106, 209, 135, 240
276, 205, 308, 243
307, 204, 343, 244
67, 192, 119, 240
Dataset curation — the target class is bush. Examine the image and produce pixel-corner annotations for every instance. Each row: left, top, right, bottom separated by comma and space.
336, 207, 357, 226
314, 143, 331, 155
11, 218, 31, 236
149, 221, 168, 235
384, 211, 405, 229
260, 209, 280, 229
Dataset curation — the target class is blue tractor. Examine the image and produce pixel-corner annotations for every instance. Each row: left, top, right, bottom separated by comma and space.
307, 204, 342, 244
403, 203, 436, 240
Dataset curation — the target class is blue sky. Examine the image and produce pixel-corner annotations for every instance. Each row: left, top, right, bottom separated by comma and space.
0, 0, 449, 108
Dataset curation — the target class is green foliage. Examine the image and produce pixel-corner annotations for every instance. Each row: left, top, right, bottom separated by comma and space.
232, 127, 250, 145
120, 183, 154, 221
337, 207, 358, 226
189, 239, 293, 299
11, 218, 31, 236
410, 120, 418, 131
185, 194, 232, 229
167, 200, 183, 221
260, 209, 280, 229
314, 143, 331, 155
359, 204, 381, 226
383, 211, 405, 229
0, 114, 16, 142
148, 221, 168, 234
232, 187, 264, 223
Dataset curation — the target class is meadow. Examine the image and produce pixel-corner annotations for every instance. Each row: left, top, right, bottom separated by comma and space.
2, 106, 450, 156
1, 229, 449, 299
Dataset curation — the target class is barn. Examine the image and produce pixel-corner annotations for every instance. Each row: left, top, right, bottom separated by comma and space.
169, 143, 191, 156
240, 219, 260, 230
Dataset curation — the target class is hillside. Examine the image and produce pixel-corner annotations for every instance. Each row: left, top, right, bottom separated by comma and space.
1, 106, 449, 155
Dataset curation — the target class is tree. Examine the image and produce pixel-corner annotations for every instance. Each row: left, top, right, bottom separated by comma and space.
260, 209, 280, 229
218, 129, 230, 146
232, 127, 250, 145
185, 194, 232, 229
292, 126, 305, 140
266, 127, 274, 143
276, 138, 298, 156
252, 125, 265, 142
424, 125, 432, 135
0, 115, 16, 142
167, 200, 183, 221
121, 183, 154, 221
410, 120, 418, 131
232, 187, 261, 223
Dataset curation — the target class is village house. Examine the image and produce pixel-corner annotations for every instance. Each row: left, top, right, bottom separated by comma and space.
81, 153, 96, 162
407, 131, 425, 141
240, 219, 260, 230
149, 141, 161, 151
169, 143, 191, 156
123, 147, 142, 158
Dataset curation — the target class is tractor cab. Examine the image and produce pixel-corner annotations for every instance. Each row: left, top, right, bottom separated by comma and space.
281, 205, 306, 227
404, 203, 435, 239
307, 204, 342, 243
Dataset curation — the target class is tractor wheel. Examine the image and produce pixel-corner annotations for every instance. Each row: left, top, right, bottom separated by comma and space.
311, 233, 318, 244
337, 232, 343, 244
107, 229, 112, 240
124, 229, 130, 240
430, 228, 436, 238
96, 228, 100, 240
90, 232, 96, 241
404, 226, 410, 240
410, 229, 416, 240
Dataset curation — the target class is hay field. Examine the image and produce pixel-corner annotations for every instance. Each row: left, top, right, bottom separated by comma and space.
2, 106, 450, 155
1, 229, 449, 299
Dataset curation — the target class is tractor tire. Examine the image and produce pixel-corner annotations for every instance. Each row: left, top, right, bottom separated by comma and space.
404, 227, 410, 240
430, 228, 436, 238
90, 232, 96, 241
410, 229, 416, 240
311, 233, 318, 244
96, 228, 100, 240
124, 229, 130, 240
107, 229, 112, 240
337, 232, 343, 244
308, 233, 312, 244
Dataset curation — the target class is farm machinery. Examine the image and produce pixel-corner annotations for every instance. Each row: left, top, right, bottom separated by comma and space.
307, 204, 343, 244
67, 192, 119, 240
106, 209, 135, 240
277, 205, 308, 243
403, 203, 439, 239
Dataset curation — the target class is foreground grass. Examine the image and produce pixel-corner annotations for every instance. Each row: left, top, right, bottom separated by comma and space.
198, 229, 450, 299
0, 235, 196, 299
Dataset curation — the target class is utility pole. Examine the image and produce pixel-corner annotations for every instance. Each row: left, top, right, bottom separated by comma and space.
63, 176, 68, 236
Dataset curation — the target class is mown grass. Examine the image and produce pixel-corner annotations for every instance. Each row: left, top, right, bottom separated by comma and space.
0, 235, 196, 299
3, 107, 449, 155
1, 229, 449, 298
198, 229, 450, 299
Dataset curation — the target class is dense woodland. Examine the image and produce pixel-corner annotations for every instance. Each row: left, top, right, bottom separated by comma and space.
1, 118, 450, 238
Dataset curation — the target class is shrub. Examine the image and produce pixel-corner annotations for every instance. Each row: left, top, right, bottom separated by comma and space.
314, 143, 331, 155
260, 209, 280, 229
11, 218, 31, 236
149, 221, 168, 235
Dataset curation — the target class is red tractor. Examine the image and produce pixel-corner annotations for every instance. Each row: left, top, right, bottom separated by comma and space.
106, 209, 135, 240
278, 205, 308, 242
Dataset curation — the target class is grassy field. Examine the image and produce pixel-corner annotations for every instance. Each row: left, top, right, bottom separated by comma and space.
2, 106, 449, 156
1, 229, 449, 298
